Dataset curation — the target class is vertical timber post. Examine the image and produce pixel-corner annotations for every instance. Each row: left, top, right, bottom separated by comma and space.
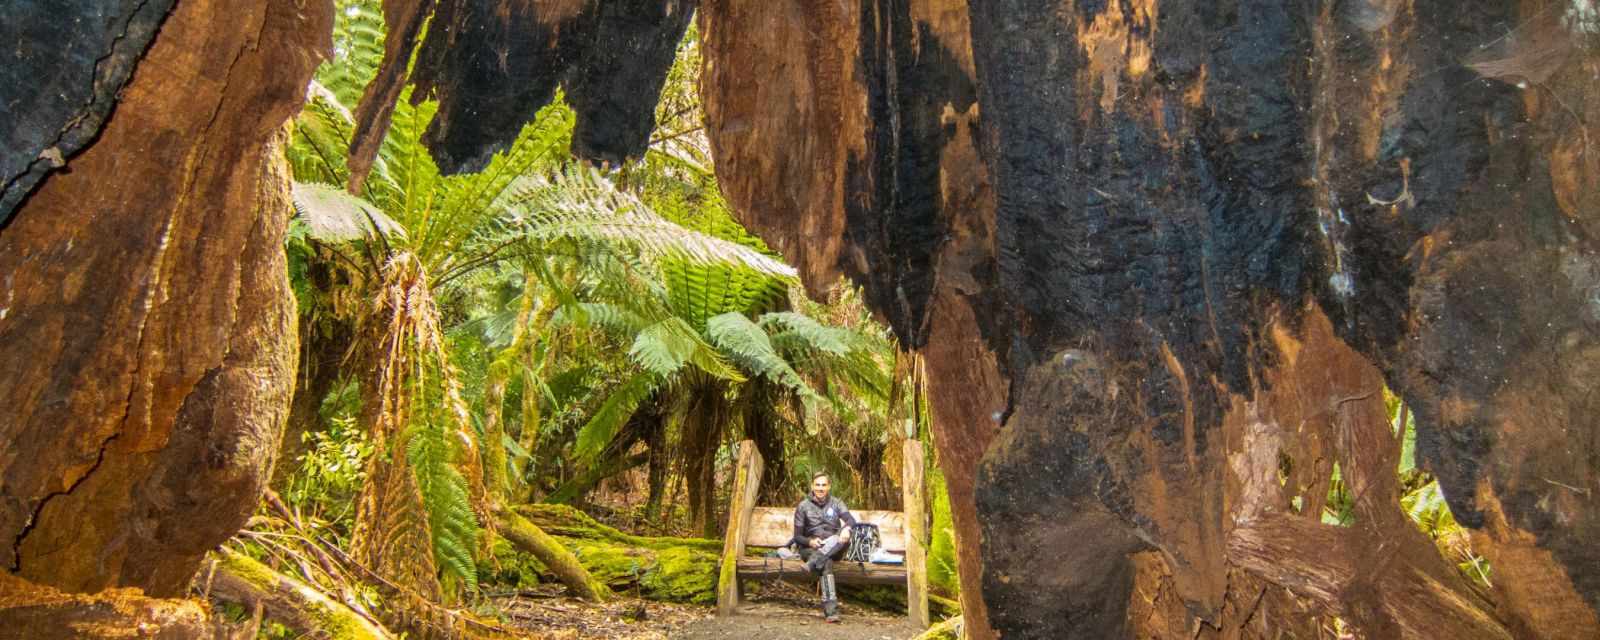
717, 440, 763, 616
903, 438, 929, 628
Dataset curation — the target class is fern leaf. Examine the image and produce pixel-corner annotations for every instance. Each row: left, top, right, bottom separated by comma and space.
705, 312, 817, 398
291, 182, 408, 241
573, 372, 661, 462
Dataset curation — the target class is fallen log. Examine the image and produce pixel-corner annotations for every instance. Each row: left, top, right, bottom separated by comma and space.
506, 503, 720, 604
206, 548, 392, 640
495, 507, 612, 602
915, 615, 963, 640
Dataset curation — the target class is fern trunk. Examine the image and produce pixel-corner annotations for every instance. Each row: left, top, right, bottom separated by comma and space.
482, 271, 539, 498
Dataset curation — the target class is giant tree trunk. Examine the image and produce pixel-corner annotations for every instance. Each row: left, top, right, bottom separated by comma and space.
0, 0, 330, 596
695, 0, 1600, 637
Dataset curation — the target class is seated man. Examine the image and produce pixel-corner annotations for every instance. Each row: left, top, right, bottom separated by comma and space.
791, 471, 856, 623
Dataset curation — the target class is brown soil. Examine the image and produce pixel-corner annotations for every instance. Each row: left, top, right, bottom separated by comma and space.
670, 601, 925, 640
495, 583, 925, 640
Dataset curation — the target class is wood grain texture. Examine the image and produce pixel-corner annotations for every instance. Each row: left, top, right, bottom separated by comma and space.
902, 439, 928, 628
716, 441, 763, 615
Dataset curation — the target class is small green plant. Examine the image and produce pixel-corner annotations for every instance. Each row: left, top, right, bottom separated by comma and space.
284, 412, 372, 531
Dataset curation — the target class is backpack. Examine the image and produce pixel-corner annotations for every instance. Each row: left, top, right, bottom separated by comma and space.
844, 522, 880, 564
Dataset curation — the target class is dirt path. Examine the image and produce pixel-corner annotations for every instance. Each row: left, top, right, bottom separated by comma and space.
496, 584, 926, 640
670, 601, 924, 640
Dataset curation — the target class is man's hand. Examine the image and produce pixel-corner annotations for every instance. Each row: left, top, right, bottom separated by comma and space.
839, 528, 851, 542
809, 537, 821, 549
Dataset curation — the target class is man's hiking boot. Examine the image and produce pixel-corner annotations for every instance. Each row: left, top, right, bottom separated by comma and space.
820, 574, 840, 622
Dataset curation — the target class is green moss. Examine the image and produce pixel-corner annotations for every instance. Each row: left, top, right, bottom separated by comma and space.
642, 546, 718, 604
840, 584, 905, 614
517, 504, 723, 553
213, 549, 385, 640
214, 548, 283, 590
491, 523, 720, 605
914, 615, 962, 640
929, 593, 960, 619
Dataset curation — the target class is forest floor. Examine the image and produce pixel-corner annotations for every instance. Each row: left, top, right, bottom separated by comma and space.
494, 581, 926, 639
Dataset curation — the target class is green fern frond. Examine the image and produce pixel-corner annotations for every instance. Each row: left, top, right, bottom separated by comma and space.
405, 421, 482, 592
319, 0, 388, 107
629, 317, 745, 382
705, 312, 816, 399
572, 372, 662, 462
510, 164, 797, 279
291, 182, 407, 241
759, 311, 860, 355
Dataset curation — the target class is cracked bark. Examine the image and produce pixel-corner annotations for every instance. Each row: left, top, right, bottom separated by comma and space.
0, 0, 176, 223
0, 0, 331, 596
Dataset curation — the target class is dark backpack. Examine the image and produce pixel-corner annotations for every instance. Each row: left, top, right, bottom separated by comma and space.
844, 522, 880, 564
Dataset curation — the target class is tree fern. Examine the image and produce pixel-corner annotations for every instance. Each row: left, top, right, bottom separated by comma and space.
405, 420, 481, 593
629, 317, 744, 382
292, 181, 407, 241
509, 164, 797, 279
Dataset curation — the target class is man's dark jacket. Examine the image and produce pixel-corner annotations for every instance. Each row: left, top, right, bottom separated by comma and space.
791, 494, 857, 548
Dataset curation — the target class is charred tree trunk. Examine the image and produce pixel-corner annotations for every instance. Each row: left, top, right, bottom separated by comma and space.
695, 0, 1600, 637
0, 0, 330, 596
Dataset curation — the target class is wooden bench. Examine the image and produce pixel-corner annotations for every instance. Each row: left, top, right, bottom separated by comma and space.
716, 440, 929, 627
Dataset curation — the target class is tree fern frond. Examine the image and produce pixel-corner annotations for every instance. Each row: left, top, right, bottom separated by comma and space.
511, 164, 798, 279
705, 312, 816, 398
406, 421, 482, 592
759, 311, 861, 355
572, 372, 661, 462
549, 301, 653, 335
629, 317, 745, 382
292, 182, 407, 241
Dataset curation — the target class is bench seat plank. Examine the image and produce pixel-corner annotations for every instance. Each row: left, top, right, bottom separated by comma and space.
744, 507, 907, 551
735, 556, 907, 586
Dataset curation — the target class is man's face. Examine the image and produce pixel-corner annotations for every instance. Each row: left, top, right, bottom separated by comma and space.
811, 475, 830, 500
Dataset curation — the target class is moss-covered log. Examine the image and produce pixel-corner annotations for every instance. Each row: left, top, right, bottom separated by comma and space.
495, 507, 612, 602
207, 549, 391, 640
914, 615, 962, 640
515, 503, 724, 553
504, 504, 721, 604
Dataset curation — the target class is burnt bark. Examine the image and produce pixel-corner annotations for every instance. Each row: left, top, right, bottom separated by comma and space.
697, 0, 1600, 637
0, 0, 175, 222
0, 0, 330, 596
354, 0, 696, 175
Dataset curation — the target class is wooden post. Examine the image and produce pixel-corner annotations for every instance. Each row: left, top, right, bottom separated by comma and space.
902, 438, 929, 628
716, 440, 764, 616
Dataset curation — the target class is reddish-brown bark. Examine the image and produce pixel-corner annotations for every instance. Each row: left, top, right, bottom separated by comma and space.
0, 0, 330, 596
